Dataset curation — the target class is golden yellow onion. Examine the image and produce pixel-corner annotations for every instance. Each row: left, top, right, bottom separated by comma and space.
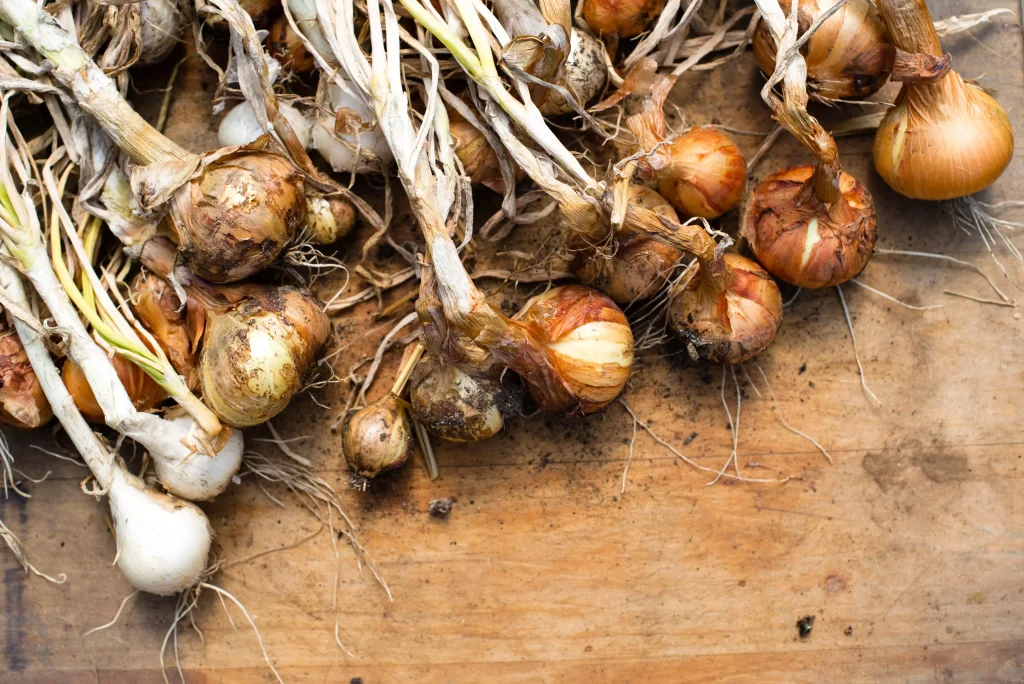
668, 254, 782, 364
583, 0, 664, 38
656, 127, 746, 220
574, 185, 683, 304
342, 395, 411, 478
199, 287, 330, 427
450, 118, 512, 194
0, 322, 51, 429
267, 15, 316, 74
743, 165, 877, 289
752, 0, 892, 101
410, 362, 522, 442
63, 355, 166, 424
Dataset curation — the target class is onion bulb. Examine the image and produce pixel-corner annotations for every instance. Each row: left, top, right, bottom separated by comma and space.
168, 140, 307, 283
655, 127, 746, 220
217, 101, 312, 151
411, 361, 522, 442
342, 395, 412, 478
583, 0, 665, 38
131, 272, 198, 389
743, 165, 877, 288
450, 117, 513, 194
0, 321, 51, 429
539, 30, 608, 116
138, 0, 183, 67
305, 194, 355, 244
267, 15, 316, 74
198, 286, 330, 427
152, 415, 244, 502
285, 0, 335, 61
510, 285, 633, 414
668, 253, 782, 364
311, 82, 393, 174
752, 0, 892, 101
63, 355, 166, 423
574, 185, 683, 304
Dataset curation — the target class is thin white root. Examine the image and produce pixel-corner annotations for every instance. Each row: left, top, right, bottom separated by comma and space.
83, 590, 139, 638
750, 364, 833, 465
198, 583, 283, 684
943, 290, 1016, 308
0, 517, 67, 584
620, 412, 639, 494
263, 422, 313, 467
875, 247, 1010, 303
836, 285, 881, 407
849, 278, 943, 311
413, 420, 439, 480
708, 367, 742, 486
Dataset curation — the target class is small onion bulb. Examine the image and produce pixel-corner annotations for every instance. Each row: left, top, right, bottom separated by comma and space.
311, 83, 393, 174
574, 185, 683, 304
199, 287, 330, 427
0, 322, 51, 429
63, 356, 166, 423
539, 30, 608, 116
450, 118, 511, 194
411, 363, 522, 442
138, 0, 184, 67
743, 165, 877, 289
305, 195, 355, 245
752, 0, 892, 101
582, 0, 665, 38
514, 285, 634, 414
217, 102, 312, 151
342, 395, 411, 478
267, 15, 316, 74
656, 127, 746, 220
668, 254, 783, 364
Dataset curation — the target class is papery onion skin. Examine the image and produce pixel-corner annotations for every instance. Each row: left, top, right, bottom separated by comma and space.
668, 254, 783, 364
0, 323, 51, 429
342, 395, 411, 478
170, 142, 306, 283
574, 185, 683, 304
450, 118, 510, 194
131, 273, 198, 389
752, 0, 892, 101
873, 73, 1014, 200
411, 362, 522, 442
306, 195, 355, 244
658, 127, 746, 220
267, 15, 316, 74
63, 356, 166, 423
217, 102, 311, 151
199, 287, 330, 427
583, 0, 665, 38
311, 83, 393, 174
206, 0, 280, 29
511, 285, 634, 414
743, 165, 877, 289
539, 30, 608, 116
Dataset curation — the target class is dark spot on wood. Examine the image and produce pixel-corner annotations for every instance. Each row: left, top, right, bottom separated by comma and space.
796, 615, 815, 639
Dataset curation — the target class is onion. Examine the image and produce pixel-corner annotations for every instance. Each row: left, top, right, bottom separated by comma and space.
267, 15, 316, 74
539, 30, 608, 116
752, 0, 892, 101
582, 0, 665, 38
305, 194, 355, 244
743, 165, 877, 288
574, 185, 683, 304
654, 127, 746, 220
63, 355, 166, 423
872, 0, 1012, 200
217, 102, 312, 151
410, 362, 522, 442
152, 415, 244, 501
198, 286, 330, 427
138, 0, 184, 67
508, 285, 633, 414
310, 82, 393, 174
0, 320, 51, 429
131, 272, 198, 389
668, 253, 783, 364
342, 395, 412, 478
450, 117, 512, 194
285, 0, 335, 61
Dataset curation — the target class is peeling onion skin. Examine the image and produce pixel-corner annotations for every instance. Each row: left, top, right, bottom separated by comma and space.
743, 165, 878, 289
131, 273, 199, 389
509, 285, 634, 415
170, 144, 306, 283
657, 127, 746, 220
752, 0, 892, 102
342, 396, 411, 478
63, 356, 166, 423
873, 73, 1014, 200
574, 185, 683, 304
411, 362, 523, 442
267, 15, 316, 74
668, 254, 783, 365
199, 287, 330, 427
583, 0, 665, 38
0, 323, 51, 429
539, 30, 607, 116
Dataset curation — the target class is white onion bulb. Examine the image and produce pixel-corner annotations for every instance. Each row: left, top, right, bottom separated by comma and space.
286, 0, 336, 61
152, 416, 245, 501
138, 0, 183, 67
540, 30, 607, 116
310, 83, 393, 173
217, 102, 312, 150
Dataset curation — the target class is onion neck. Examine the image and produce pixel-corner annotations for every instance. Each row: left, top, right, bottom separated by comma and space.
876, 0, 942, 56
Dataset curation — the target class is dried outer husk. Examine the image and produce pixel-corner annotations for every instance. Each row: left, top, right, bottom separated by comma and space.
131, 135, 307, 283
668, 253, 783, 365
197, 286, 330, 427
205, 0, 280, 29
410, 360, 523, 442
342, 395, 411, 478
0, 318, 51, 429
539, 29, 607, 115
582, 0, 665, 38
130, 272, 200, 389
63, 355, 166, 424
752, 0, 893, 101
267, 14, 316, 74
574, 185, 683, 304
449, 111, 520, 194
743, 165, 877, 289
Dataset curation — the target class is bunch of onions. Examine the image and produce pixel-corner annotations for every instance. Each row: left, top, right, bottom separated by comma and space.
343, 344, 421, 478
627, 82, 746, 220
744, 0, 878, 290
310, 79, 394, 174
0, 317, 51, 429
582, 0, 665, 39
573, 184, 683, 304
752, 0, 893, 102
138, 0, 184, 67
267, 14, 317, 74
872, 0, 1014, 199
